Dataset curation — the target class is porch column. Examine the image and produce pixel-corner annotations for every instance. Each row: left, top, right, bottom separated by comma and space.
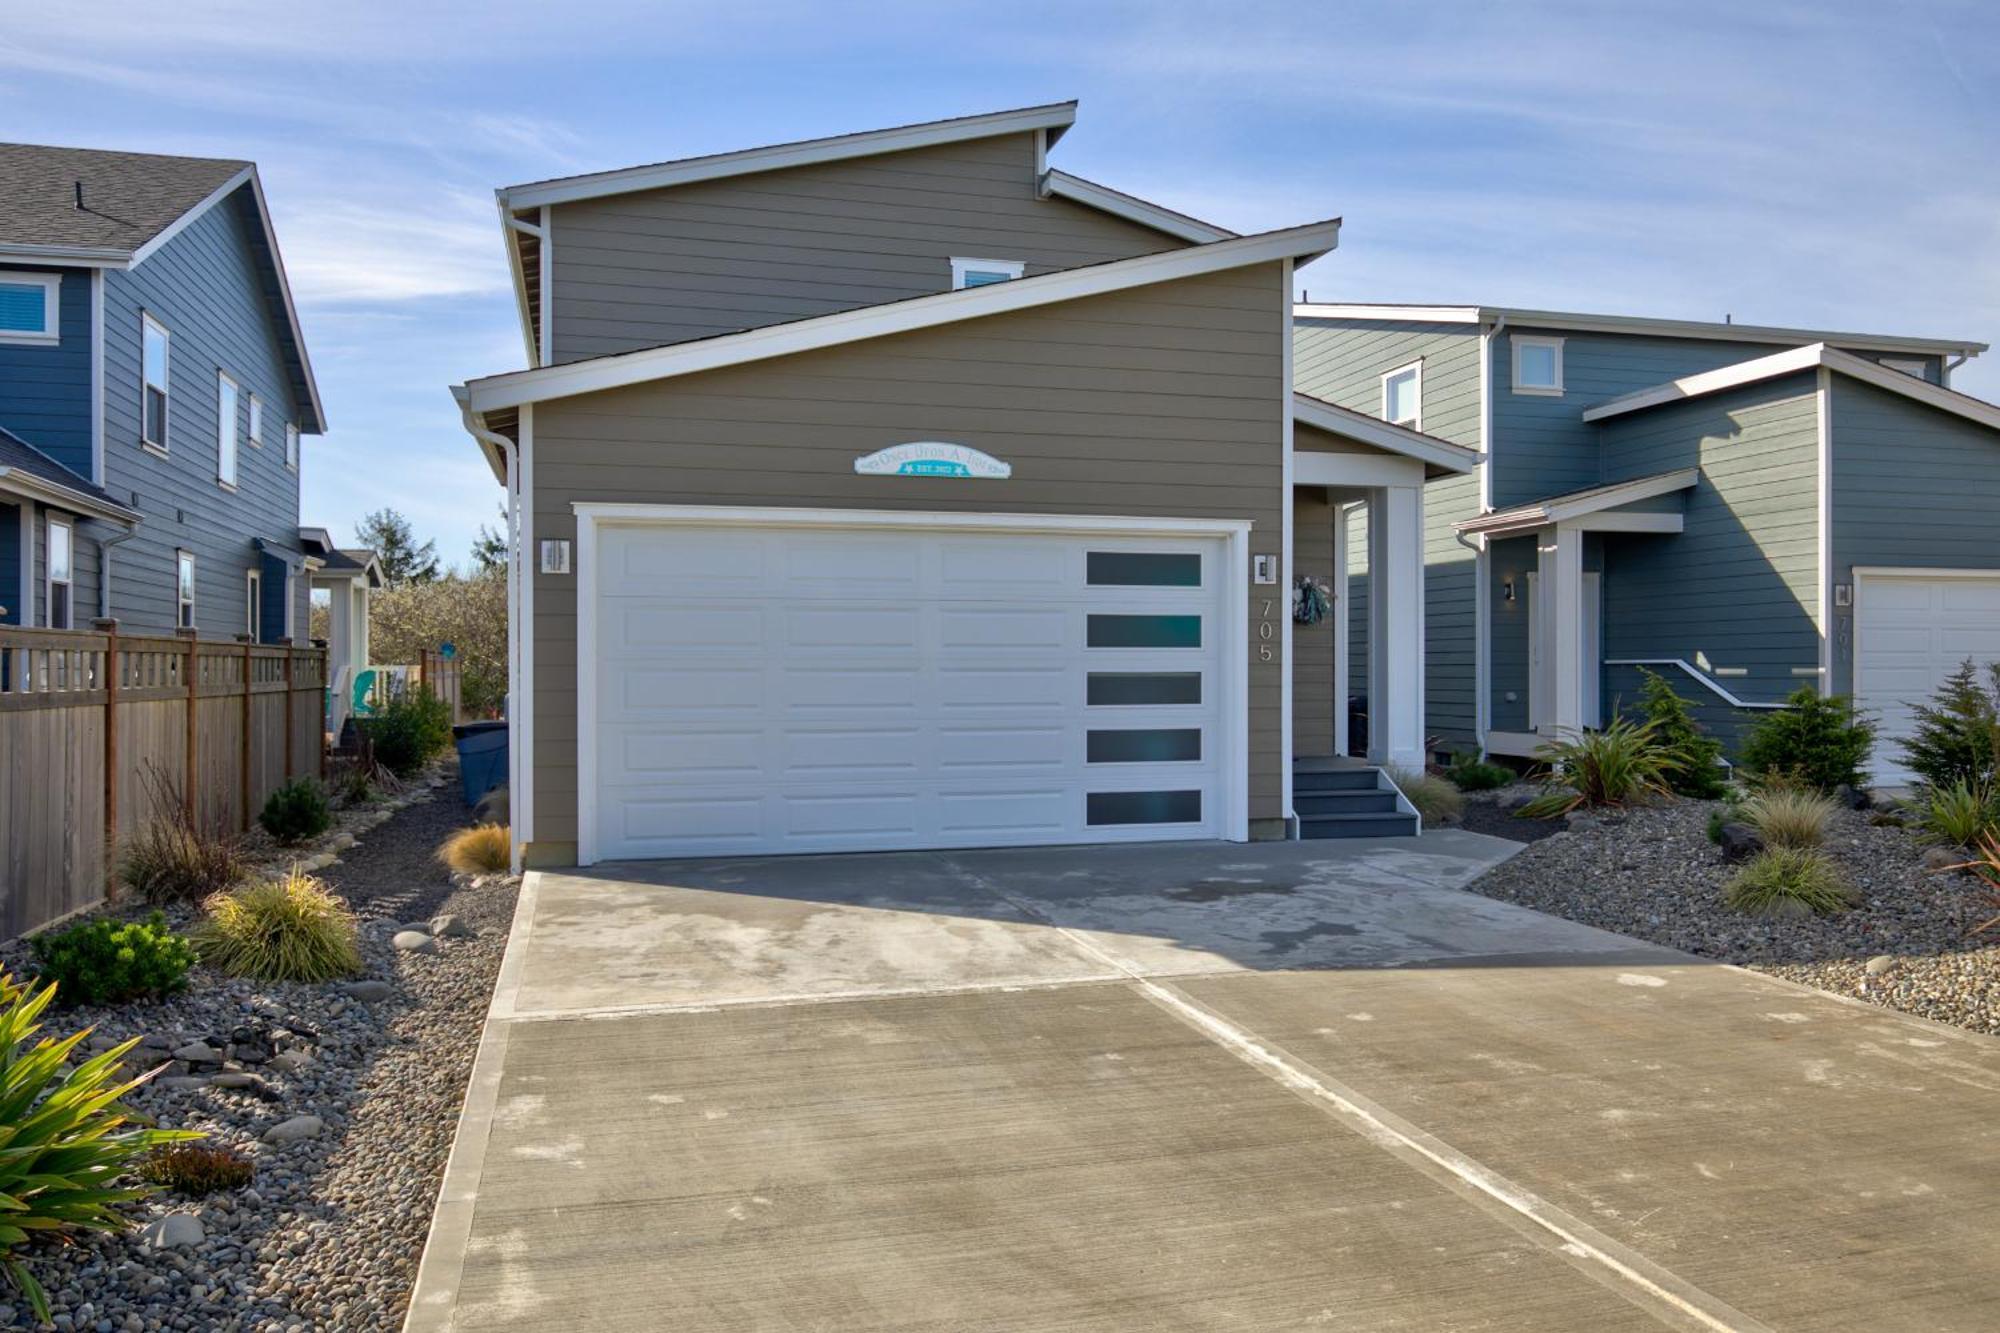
1367, 482, 1425, 767
1536, 522, 1586, 737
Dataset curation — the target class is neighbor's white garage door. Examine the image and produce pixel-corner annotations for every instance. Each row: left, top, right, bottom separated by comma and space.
1855, 571, 2000, 788
586, 522, 1229, 861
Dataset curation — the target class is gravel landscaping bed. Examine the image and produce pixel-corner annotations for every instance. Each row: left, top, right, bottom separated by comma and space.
1455, 786, 1566, 844
1466, 796, 2000, 1035
0, 763, 520, 1331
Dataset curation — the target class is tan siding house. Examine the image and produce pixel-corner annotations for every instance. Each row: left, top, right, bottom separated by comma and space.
460, 102, 1477, 868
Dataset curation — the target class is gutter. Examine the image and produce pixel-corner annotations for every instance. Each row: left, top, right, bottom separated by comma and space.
455, 392, 526, 874
95, 523, 138, 621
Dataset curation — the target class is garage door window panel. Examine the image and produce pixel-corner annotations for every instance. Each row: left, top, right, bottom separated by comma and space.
1087, 790, 1203, 826
1088, 672, 1203, 706
1087, 728, 1202, 764
1087, 614, 1202, 649
1086, 551, 1202, 587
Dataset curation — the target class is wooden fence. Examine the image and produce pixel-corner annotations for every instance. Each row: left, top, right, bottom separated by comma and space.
0, 621, 325, 939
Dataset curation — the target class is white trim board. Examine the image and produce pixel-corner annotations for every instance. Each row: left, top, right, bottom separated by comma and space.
1455, 468, 1697, 538
1602, 659, 1788, 710
1293, 304, 1984, 360
500, 102, 1078, 210
1291, 392, 1480, 476
465, 219, 1342, 413
1039, 170, 1236, 244
1584, 342, 2000, 432
569, 503, 1254, 866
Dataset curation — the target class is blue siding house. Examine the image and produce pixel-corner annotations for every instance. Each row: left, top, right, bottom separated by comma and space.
0, 143, 326, 640
1293, 304, 1998, 787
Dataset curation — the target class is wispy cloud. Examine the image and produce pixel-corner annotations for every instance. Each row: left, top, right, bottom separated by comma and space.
281, 195, 509, 305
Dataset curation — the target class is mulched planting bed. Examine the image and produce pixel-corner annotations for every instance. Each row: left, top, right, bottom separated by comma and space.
0, 763, 520, 1331
1465, 796, 2000, 1035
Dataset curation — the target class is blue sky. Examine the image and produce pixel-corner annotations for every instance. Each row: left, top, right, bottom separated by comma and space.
4, 1, 1995, 566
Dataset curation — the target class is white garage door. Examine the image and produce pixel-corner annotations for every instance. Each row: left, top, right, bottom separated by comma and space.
584, 520, 1233, 861
1855, 571, 2000, 788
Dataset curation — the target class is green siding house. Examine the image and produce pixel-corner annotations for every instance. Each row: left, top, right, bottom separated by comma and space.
1293, 306, 1996, 787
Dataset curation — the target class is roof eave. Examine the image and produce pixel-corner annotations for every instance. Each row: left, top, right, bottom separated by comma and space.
0, 467, 140, 523
1455, 467, 1699, 536
1290, 393, 1481, 476
0, 243, 132, 268
1038, 170, 1237, 244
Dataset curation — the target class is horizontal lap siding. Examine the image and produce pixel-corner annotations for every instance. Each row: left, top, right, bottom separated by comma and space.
1598, 376, 1821, 715
0, 266, 92, 477
102, 193, 306, 637
549, 133, 1188, 362
1293, 318, 1483, 749
1828, 376, 2000, 695
530, 265, 1287, 852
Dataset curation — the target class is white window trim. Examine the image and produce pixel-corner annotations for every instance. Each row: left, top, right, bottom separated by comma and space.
1381, 360, 1423, 430
281, 568, 293, 641
246, 568, 261, 639
216, 370, 240, 489
0, 272, 61, 346
247, 393, 263, 448
141, 312, 171, 454
284, 422, 299, 471
45, 515, 73, 630
949, 256, 1025, 289
176, 549, 196, 630
1511, 335, 1565, 396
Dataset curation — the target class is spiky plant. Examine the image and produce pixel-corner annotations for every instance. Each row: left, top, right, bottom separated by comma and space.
194, 870, 361, 983
438, 824, 512, 875
1740, 786, 1838, 850
1517, 716, 1681, 818
1908, 779, 1999, 849
1723, 847, 1859, 917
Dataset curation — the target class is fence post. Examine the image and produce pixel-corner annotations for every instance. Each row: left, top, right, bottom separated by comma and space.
240, 637, 254, 830
317, 646, 329, 779
179, 629, 198, 821
95, 618, 120, 889
283, 648, 295, 780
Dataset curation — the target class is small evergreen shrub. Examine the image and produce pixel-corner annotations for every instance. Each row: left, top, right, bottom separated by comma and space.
1518, 717, 1680, 818
1909, 778, 1999, 849
1740, 787, 1837, 849
0, 973, 198, 1322
1898, 660, 2000, 793
1638, 669, 1728, 798
31, 912, 195, 1007
1706, 807, 1728, 844
258, 778, 332, 846
1386, 766, 1464, 824
364, 688, 453, 778
1723, 847, 1858, 917
139, 1143, 255, 1197
1738, 687, 1875, 793
1444, 753, 1513, 792
439, 824, 512, 875
194, 869, 361, 983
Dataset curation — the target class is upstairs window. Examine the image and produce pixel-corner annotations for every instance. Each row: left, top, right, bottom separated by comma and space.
1512, 336, 1564, 395
285, 423, 299, 470
46, 517, 73, 630
217, 371, 240, 488
0, 273, 60, 345
247, 393, 263, 448
141, 314, 171, 450
176, 550, 196, 630
951, 257, 1025, 289
1382, 362, 1422, 429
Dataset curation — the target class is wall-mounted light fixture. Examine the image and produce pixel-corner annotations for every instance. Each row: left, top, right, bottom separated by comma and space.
1502, 577, 1516, 603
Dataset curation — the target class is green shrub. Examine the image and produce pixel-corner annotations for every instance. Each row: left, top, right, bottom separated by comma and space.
1740, 786, 1837, 850
1444, 753, 1513, 792
30, 912, 195, 1007
258, 778, 332, 846
1638, 669, 1728, 798
0, 973, 199, 1321
1899, 660, 2000, 793
1386, 766, 1464, 824
193, 869, 361, 983
1518, 717, 1680, 818
1723, 847, 1859, 917
364, 687, 453, 778
1738, 687, 1875, 793
1909, 778, 1999, 848
139, 1143, 255, 1197
1706, 807, 1728, 844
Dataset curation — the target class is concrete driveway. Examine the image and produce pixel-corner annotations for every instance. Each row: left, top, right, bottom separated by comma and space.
408, 834, 2000, 1332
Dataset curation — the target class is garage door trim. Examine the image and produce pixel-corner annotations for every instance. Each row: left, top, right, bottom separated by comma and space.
1852, 565, 2000, 788
574, 503, 1253, 865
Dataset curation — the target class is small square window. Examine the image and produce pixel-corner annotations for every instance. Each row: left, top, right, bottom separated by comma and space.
1382, 362, 1422, 428
0, 274, 60, 345
1512, 336, 1564, 395
950, 257, 1025, 290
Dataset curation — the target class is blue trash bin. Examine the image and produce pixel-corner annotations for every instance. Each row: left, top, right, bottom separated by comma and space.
453, 721, 508, 806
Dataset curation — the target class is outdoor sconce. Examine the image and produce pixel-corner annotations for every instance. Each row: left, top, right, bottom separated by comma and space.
1502, 577, 1516, 603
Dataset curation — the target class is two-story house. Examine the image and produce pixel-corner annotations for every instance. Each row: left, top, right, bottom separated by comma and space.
0, 144, 326, 644
1296, 305, 1999, 785
456, 102, 1482, 868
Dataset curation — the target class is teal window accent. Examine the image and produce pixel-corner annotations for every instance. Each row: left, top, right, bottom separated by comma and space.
962, 270, 1011, 287
1087, 614, 1201, 649
951, 257, 1025, 289
1087, 790, 1201, 826
1087, 551, 1200, 587
1088, 672, 1202, 706
1088, 729, 1201, 764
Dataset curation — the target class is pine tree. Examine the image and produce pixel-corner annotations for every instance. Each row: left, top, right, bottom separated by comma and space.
1638, 668, 1727, 798
355, 508, 440, 586
1899, 659, 2000, 792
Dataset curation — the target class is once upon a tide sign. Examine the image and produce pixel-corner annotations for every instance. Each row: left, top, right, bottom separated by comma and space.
854, 442, 1011, 479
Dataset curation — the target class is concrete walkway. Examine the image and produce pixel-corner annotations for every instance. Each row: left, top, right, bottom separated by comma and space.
407, 834, 2000, 1332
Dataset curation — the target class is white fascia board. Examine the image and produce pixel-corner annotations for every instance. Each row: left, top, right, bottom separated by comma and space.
1291, 393, 1481, 476
1455, 467, 1697, 537
500, 102, 1079, 210
570, 502, 1253, 540
1039, 170, 1236, 243
467, 218, 1343, 413
0, 468, 140, 523
1294, 303, 1481, 324
0, 245, 130, 268
128, 166, 254, 266
498, 196, 539, 367
1494, 307, 1985, 359
452, 384, 511, 485
1584, 342, 2000, 433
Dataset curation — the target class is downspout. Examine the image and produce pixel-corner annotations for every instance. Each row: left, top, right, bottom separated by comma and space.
1943, 351, 1968, 388
457, 398, 525, 872
96, 522, 139, 621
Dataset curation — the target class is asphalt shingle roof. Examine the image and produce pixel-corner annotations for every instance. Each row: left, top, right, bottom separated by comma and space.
0, 143, 247, 253
0, 426, 134, 514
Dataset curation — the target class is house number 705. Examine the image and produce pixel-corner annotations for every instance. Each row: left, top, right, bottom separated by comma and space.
1258, 598, 1277, 661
